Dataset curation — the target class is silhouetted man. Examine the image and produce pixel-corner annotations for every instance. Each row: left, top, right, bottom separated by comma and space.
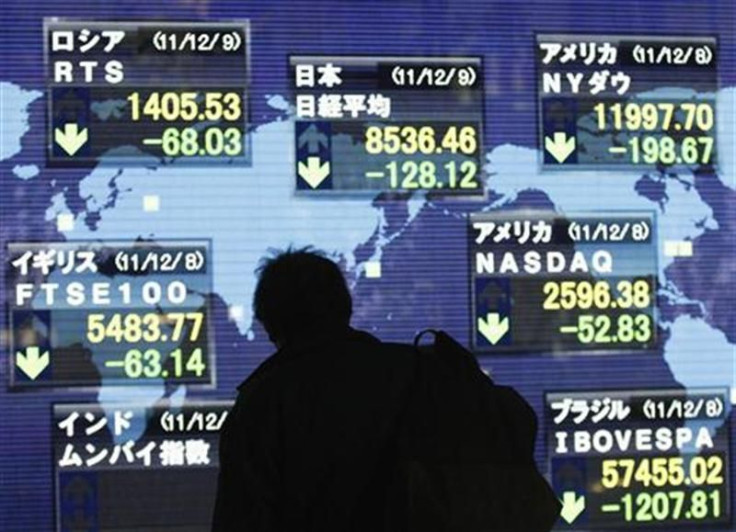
212, 248, 415, 531
212, 248, 560, 531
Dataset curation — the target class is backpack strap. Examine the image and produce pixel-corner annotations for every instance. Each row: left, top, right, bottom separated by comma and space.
413, 328, 440, 349
414, 328, 489, 381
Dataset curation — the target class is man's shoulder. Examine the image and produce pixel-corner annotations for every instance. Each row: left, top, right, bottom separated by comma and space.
236, 328, 414, 396
307, 328, 415, 369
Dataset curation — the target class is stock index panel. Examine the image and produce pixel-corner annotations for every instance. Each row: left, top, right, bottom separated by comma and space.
1, 1, 734, 531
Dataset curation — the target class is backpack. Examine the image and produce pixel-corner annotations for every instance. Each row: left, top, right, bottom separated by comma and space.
384, 329, 561, 531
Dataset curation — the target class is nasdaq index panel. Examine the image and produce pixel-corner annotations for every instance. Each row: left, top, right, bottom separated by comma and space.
0, 0, 734, 530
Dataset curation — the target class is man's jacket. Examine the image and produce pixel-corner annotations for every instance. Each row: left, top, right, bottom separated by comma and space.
212, 327, 415, 531
212, 327, 560, 531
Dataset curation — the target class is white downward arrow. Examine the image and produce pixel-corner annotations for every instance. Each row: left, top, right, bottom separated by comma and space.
16, 346, 50, 380
560, 491, 585, 524
54, 123, 88, 156
545, 132, 576, 163
477, 312, 509, 345
298, 156, 331, 188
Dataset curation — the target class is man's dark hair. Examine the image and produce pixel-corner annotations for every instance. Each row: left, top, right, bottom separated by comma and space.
253, 247, 353, 345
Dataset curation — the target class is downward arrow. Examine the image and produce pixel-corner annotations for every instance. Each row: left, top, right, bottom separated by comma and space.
298, 156, 331, 188
54, 123, 88, 156
560, 491, 585, 524
16, 346, 50, 380
544, 132, 576, 163
477, 312, 509, 345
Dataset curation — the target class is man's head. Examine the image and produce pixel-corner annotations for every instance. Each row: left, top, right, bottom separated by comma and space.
253, 247, 353, 347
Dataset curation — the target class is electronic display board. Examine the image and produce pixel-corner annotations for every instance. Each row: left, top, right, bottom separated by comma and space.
0, 1, 733, 531
7, 240, 213, 387
290, 55, 484, 194
547, 389, 730, 528
53, 401, 229, 529
45, 20, 250, 165
470, 211, 658, 353
537, 35, 718, 169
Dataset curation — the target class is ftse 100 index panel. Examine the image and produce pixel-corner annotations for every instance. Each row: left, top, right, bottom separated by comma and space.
8, 241, 214, 387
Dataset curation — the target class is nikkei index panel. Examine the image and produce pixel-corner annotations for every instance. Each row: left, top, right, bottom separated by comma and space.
290, 55, 485, 196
